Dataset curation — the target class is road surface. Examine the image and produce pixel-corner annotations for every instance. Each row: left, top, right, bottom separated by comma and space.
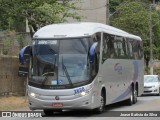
1, 95, 160, 120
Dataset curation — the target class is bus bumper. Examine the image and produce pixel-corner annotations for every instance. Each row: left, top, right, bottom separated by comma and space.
28, 89, 99, 110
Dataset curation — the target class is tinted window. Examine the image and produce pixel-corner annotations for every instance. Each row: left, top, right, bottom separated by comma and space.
102, 33, 115, 62
102, 34, 142, 60
114, 36, 125, 58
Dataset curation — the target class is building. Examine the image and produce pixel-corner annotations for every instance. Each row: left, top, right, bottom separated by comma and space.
69, 0, 109, 24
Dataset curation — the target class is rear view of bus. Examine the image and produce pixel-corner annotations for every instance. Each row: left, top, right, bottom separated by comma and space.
19, 22, 144, 115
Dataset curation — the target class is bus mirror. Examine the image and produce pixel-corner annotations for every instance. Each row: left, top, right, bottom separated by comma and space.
18, 45, 31, 77
18, 66, 28, 77
19, 45, 31, 65
89, 42, 97, 64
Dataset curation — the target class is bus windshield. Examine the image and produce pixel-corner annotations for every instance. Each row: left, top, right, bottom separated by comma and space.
31, 38, 91, 88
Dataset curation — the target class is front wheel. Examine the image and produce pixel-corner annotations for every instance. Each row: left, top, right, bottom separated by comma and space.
94, 92, 105, 114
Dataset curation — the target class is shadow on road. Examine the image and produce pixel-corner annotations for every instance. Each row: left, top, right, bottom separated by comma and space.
43, 100, 131, 117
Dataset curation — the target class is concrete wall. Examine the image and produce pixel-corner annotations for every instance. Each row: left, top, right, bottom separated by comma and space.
0, 55, 26, 96
69, 0, 109, 24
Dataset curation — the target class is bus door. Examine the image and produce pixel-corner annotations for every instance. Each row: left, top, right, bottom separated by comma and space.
89, 33, 102, 105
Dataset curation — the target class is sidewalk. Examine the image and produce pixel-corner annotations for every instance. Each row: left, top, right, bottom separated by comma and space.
0, 96, 30, 111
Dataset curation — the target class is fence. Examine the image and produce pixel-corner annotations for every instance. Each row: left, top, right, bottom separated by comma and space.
0, 31, 31, 56
0, 31, 31, 96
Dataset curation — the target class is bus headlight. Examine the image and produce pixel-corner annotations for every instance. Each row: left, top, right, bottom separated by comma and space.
29, 92, 39, 98
80, 91, 87, 96
79, 88, 92, 97
78, 84, 94, 97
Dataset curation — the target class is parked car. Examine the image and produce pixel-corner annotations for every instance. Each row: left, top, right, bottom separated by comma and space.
143, 75, 160, 95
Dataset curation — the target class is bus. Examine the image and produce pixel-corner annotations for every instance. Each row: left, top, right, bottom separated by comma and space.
19, 22, 144, 115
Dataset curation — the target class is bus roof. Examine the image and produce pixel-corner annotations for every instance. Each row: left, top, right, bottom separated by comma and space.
33, 22, 141, 40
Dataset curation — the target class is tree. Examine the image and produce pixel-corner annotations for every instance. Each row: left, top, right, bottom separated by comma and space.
109, 0, 151, 14
109, 0, 124, 14
110, 1, 160, 67
0, 0, 81, 37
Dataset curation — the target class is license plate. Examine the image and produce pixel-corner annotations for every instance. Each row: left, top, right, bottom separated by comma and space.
53, 103, 63, 107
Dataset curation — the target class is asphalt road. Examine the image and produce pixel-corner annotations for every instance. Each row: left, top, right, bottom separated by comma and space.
1, 95, 160, 120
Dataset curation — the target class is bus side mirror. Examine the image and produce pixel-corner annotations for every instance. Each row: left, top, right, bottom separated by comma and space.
19, 45, 31, 65
18, 66, 29, 77
18, 45, 31, 77
89, 42, 97, 64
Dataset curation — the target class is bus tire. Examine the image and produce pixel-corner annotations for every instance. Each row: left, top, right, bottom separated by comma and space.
127, 86, 134, 106
133, 86, 137, 104
94, 91, 105, 114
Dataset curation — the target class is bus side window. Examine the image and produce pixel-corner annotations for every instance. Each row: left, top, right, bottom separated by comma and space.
113, 39, 118, 58
122, 38, 129, 58
138, 41, 143, 59
102, 33, 109, 63
102, 33, 116, 62
114, 36, 123, 58
117, 39, 124, 58
125, 38, 131, 59
132, 41, 138, 59
108, 35, 115, 58
128, 40, 133, 59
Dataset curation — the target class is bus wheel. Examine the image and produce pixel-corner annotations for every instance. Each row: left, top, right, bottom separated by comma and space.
127, 86, 134, 106
133, 87, 137, 104
43, 110, 54, 116
94, 92, 105, 114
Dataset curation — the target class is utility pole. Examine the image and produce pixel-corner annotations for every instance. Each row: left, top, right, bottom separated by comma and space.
106, 0, 109, 24
150, 4, 154, 75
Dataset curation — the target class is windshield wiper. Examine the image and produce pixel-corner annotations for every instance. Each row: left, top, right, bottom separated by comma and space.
62, 56, 73, 86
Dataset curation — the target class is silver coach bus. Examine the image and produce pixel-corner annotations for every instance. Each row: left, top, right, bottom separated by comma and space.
19, 22, 144, 115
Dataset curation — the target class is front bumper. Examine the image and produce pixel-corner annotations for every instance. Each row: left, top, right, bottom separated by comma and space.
28, 91, 97, 110
143, 86, 159, 95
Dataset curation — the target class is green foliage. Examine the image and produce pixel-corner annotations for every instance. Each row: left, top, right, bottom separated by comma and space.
109, 0, 125, 14
17, 34, 25, 49
111, 2, 149, 39
110, 1, 160, 62
0, 0, 81, 35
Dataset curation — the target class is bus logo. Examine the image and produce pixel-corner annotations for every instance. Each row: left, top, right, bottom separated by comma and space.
114, 63, 123, 74
55, 96, 60, 100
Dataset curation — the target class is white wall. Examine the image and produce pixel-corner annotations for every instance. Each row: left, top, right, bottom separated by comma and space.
69, 0, 109, 24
